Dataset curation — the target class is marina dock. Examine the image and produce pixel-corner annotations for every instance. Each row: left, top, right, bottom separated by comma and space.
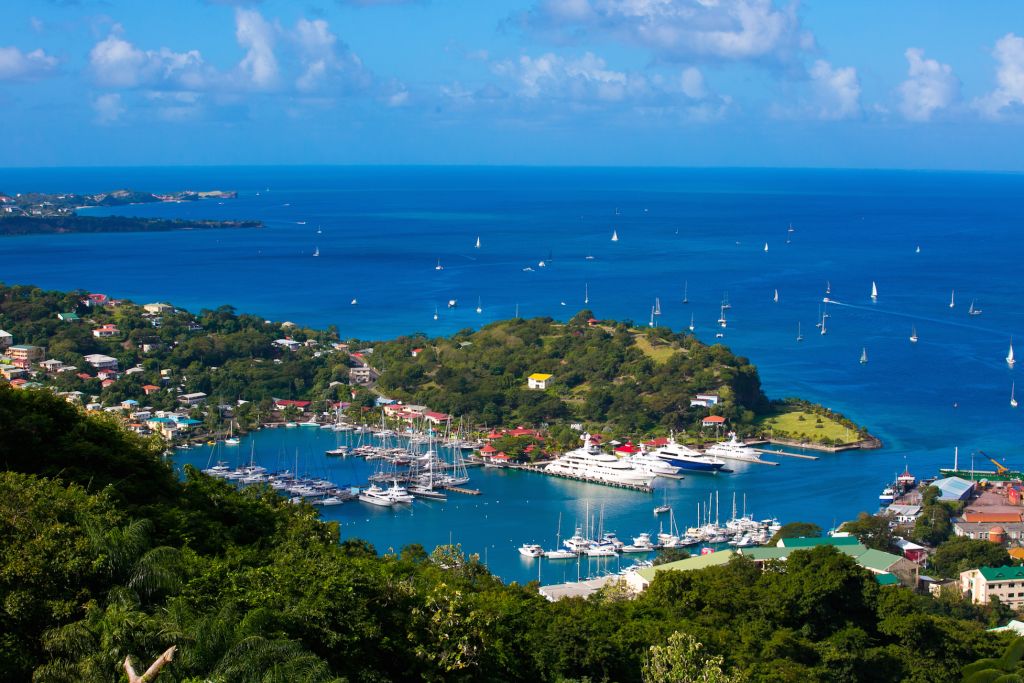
753, 448, 819, 461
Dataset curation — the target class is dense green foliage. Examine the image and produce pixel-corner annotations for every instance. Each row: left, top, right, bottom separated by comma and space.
842, 512, 897, 551
911, 486, 958, 546
932, 537, 1013, 579
769, 521, 822, 545
0, 386, 1013, 682
370, 311, 769, 434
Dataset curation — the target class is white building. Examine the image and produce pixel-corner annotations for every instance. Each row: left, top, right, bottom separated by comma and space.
961, 566, 1024, 607
83, 354, 119, 370
527, 373, 552, 390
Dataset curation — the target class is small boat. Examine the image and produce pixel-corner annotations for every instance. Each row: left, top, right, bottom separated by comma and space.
611, 229, 618, 242
870, 281, 878, 301
717, 305, 727, 328
879, 487, 895, 505
296, 220, 306, 225
949, 289, 955, 309
796, 322, 803, 342
1008, 339, 1016, 368
654, 505, 671, 515
860, 347, 868, 364
773, 289, 778, 303
518, 543, 544, 558
433, 306, 439, 321
584, 283, 589, 305
1012, 382, 1019, 409
820, 314, 827, 335
910, 326, 918, 343
475, 236, 480, 248
435, 259, 443, 271
299, 421, 319, 428
448, 299, 457, 308
538, 260, 546, 268
476, 296, 482, 314
915, 245, 921, 253
682, 280, 689, 304
225, 437, 240, 446
654, 297, 661, 316
688, 313, 695, 332
313, 246, 319, 257
285, 422, 298, 428
721, 292, 731, 310
350, 298, 357, 305
969, 300, 982, 316
326, 447, 348, 456
763, 242, 769, 252
544, 548, 576, 559
317, 226, 322, 235
649, 306, 655, 328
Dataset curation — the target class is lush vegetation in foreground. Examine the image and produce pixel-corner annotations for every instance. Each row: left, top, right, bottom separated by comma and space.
0, 386, 1011, 682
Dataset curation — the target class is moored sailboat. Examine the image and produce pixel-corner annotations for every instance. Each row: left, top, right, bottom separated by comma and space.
910, 326, 918, 343
860, 347, 868, 364
1008, 339, 1016, 369
1012, 382, 1018, 409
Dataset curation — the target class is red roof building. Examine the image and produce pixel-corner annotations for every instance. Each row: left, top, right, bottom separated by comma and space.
142, 384, 160, 395
702, 415, 727, 427
644, 437, 670, 447
614, 442, 641, 455
275, 399, 311, 409
77, 372, 92, 380
480, 444, 497, 454
101, 379, 115, 388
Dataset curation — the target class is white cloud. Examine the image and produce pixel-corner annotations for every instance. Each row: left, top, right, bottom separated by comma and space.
517, 0, 813, 65
235, 8, 279, 89
898, 48, 958, 122
0, 46, 58, 80
975, 33, 1024, 120
679, 66, 707, 99
809, 59, 860, 120
92, 93, 125, 124
89, 33, 206, 89
494, 52, 638, 102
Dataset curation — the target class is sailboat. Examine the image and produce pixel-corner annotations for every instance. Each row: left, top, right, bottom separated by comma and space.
826, 281, 831, 295
313, 246, 319, 257
1012, 382, 1019, 408
717, 305, 727, 328
870, 281, 878, 301
910, 326, 918, 343
611, 229, 619, 242
949, 289, 955, 309
773, 289, 779, 303
654, 297, 661, 316
786, 223, 795, 243
545, 513, 575, 559
688, 313, 695, 332
860, 347, 868, 364
915, 245, 921, 254
435, 259, 443, 271
796, 322, 803, 342
225, 421, 240, 446
1008, 339, 1016, 368
350, 298, 358, 305
317, 225, 322, 235
648, 306, 655, 328
969, 300, 982, 316
763, 242, 769, 252
820, 312, 827, 335
433, 306, 439, 321
584, 283, 589, 305
476, 296, 482, 314
721, 292, 731, 310
682, 280, 689, 304
475, 236, 481, 249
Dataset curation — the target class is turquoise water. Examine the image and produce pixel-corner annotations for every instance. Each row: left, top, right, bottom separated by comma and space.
2, 166, 1022, 583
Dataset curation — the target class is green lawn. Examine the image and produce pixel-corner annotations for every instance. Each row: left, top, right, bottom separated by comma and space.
759, 410, 856, 444
633, 335, 677, 364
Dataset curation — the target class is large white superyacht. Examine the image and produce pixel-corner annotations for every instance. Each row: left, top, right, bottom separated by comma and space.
544, 434, 655, 487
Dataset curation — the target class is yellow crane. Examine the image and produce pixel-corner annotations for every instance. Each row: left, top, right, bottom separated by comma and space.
979, 451, 1009, 475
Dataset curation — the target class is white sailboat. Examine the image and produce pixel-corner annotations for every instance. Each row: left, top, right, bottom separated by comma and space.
435, 259, 443, 271
820, 312, 827, 335
860, 347, 868, 364
433, 306, 439, 321
1008, 339, 1016, 369
648, 306, 655, 328
915, 245, 921, 254
763, 242, 769, 252
476, 296, 482, 314
350, 298, 358, 305
688, 313, 695, 332
682, 280, 688, 304
773, 289, 778, 303
654, 297, 661, 316
313, 246, 319, 257
316, 225, 322, 235
910, 326, 918, 343
611, 229, 619, 242
584, 283, 589, 305
796, 322, 803, 342
1012, 382, 1018, 409
969, 300, 982, 316
721, 292, 731, 310
870, 281, 878, 301
949, 289, 955, 309
717, 305, 727, 328
475, 236, 481, 249
826, 281, 831, 295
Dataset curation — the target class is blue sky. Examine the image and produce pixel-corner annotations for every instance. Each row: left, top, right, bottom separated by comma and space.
3, 0, 1024, 169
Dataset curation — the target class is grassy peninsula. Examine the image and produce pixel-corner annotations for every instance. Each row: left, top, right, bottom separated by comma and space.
0, 284, 874, 449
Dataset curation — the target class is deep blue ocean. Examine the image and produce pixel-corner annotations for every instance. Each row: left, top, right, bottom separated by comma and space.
2, 165, 1022, 584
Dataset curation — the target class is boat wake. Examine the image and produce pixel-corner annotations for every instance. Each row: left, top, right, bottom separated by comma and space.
826, 299, 1011, 337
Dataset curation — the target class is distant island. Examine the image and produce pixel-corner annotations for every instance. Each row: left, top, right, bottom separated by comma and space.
0, 188, 262, 235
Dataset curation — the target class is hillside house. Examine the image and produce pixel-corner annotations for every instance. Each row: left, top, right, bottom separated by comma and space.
527, 373, 553, 390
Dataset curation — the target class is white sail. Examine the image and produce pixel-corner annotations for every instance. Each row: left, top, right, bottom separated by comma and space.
796, 322, 803, 341
871, 281, 878, 299
1012, 382, 1018, 408
910, 326, 918, 343
689, 313, 695, 332
949, 289, 955, 308
1008, 340, 1016, 368
584, 283, 589, 305
654, 297, 661, 316
475, 236, 480, 248
773, 289, 778, 303
860, 347, 868, 364
764, 242, 769, 252
476, 296, 482, 314
611, 229, 618, 242
313, 246, 319, 257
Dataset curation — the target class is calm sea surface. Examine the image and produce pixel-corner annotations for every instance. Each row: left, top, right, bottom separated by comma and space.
2, 166, 1022, 584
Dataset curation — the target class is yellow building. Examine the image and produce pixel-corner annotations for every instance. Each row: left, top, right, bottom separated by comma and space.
527, 373, 552, 390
